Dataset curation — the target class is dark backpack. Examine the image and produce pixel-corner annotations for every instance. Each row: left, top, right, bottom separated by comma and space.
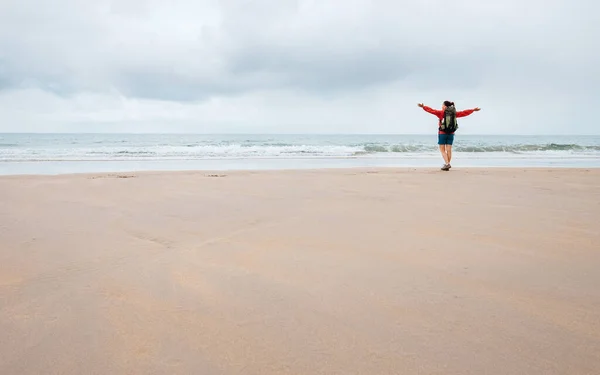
439, 105, 458, 133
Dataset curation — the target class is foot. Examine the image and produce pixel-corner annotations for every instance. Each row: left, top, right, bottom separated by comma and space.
447, 164, 451, 169
441, 164, 450, 171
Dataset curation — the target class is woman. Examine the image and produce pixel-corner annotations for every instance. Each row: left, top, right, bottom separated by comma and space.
418, 101, 481, 170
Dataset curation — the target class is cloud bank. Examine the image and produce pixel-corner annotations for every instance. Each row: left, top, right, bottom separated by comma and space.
0, 0, 598, 134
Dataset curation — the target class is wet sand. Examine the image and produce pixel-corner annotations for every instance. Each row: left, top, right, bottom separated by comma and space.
1, 168, 599, 374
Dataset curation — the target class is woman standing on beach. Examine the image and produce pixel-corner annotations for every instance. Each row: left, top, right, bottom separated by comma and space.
418, 101, 480, 170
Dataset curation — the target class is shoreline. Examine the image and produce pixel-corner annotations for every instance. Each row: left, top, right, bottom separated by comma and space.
1, 165, 599, 179
2, 156, 599, 176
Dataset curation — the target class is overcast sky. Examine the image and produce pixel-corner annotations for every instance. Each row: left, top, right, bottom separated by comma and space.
0, 0, 597, 134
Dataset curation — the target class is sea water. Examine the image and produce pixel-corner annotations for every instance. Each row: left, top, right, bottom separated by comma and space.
1, 133, 599, 175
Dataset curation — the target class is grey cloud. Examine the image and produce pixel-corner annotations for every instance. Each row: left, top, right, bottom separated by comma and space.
0, 61, 17, 91
0, 0, 598, 115
114, 69, 233, 102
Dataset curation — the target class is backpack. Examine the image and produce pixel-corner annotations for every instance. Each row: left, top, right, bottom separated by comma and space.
439, 105, 458, 133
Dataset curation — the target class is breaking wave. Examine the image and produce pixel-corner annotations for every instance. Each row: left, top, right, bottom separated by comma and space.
1, 134, 600, 162
362, 143, 600, 154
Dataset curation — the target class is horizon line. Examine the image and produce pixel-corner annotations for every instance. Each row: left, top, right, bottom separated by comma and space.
1, 132, 599, 137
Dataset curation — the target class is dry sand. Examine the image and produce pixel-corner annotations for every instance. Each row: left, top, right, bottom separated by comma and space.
1, 167, 599, 374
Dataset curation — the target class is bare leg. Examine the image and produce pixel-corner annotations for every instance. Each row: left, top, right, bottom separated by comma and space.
439, 145, 449, 164
446, 145, 453, 165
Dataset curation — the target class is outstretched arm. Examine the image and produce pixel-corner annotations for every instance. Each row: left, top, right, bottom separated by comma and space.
417, 103, 442, 117
456, 107, 481, 118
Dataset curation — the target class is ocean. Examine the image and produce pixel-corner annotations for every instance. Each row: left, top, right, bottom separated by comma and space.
1, 133, 599, 175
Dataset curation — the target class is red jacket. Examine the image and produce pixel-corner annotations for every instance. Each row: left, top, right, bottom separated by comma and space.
422, 106, 476, 134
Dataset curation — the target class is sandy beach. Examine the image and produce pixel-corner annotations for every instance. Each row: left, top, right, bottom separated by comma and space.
1, 167, 599, 374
